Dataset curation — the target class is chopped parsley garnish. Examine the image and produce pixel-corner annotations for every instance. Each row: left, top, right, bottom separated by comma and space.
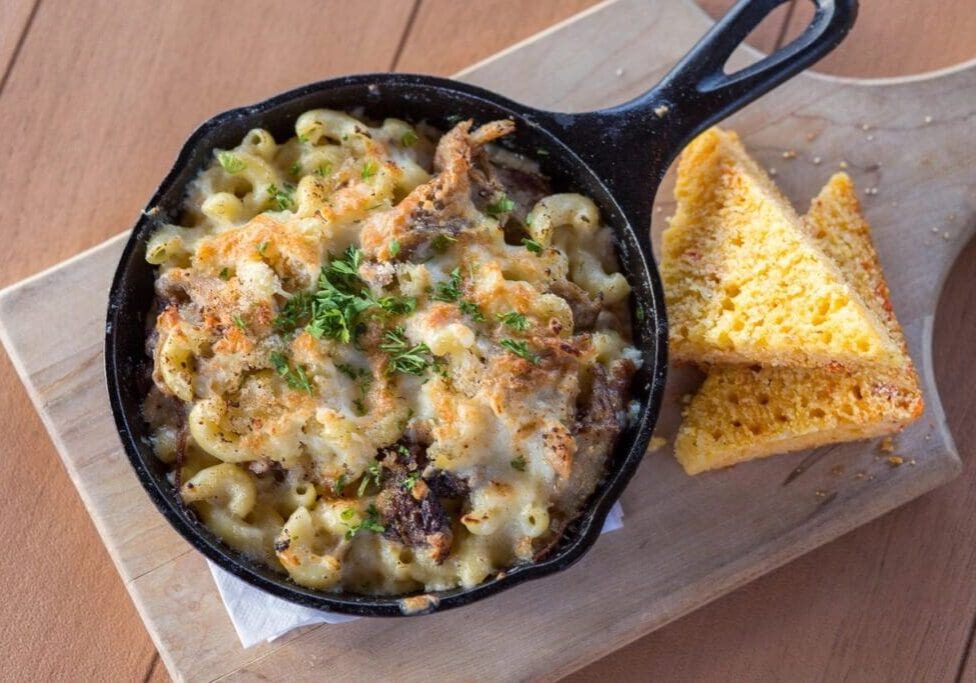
256, 241, 269, 255
314, 162, 332, 177
231, 314, 247, 331
380, 327, 435, 376
635, 304, 645, 322
361, 160, 378, 179
289, 161, 301, 177
430, 234, 456, 253
458, 300, 485, 322
500, 338, 541, 365
522, 237, 543, 254
218, 267, 230, 281
298, 133, 309, 143
269, 351, 314, 394
432, 268, 462, 302
510, 456, 527, 471
389, 239, 401, 257
401, 130, 419, 147
273, 291, 314, 332
267, 183, 295, 211
357, 463, 383, 497
536, 148, 550, 156
334, 474, 347, 496
217, 152, 246, 174
403, 471, 421, 491
496, 311, 528, 331
344, 504, 385, 540
273, 247, 414, 341
340, 507, 356, 521
486, 193, 515, 216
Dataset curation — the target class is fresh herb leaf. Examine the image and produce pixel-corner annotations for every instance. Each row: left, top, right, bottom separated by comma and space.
298, 133, 309, 143
495, 311, 528, 331
217, 152, 246, 174
500, 338, 541, 365
374, 295, 417, 316
522, 238, 543, 254
510, 456, 527, 471
267, 183, 295, 211
218, 267, 230, 281
430, 234, 456, 253
403, 471, 421, 491
635, 304, 645, 322
334, 474, 347, 496
289, 161, 301, 177
273, 291, 314, 332
256, 241, 269, 255
536, 148, 550, 156
380, 327, 435, 376
389, 239, 400, 258
269, 351, 314, 394
314, 162, 332, 177
356, 463, 382, 498
458, 300, 485, 322
361, 160, 378, 179
486, 193, 515, 216
432, 268, 462, 302
231, 314, 247, 331
401, 130, 419, 147
344, 504, 385, 539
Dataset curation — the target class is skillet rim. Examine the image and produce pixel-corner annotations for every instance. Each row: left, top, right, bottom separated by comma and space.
104, 72, 668, 617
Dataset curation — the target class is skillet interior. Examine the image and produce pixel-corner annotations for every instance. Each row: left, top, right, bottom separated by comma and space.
106, 74, 667, 616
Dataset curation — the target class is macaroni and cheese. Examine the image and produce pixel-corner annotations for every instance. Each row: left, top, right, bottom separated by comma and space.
143, 109, 639, 594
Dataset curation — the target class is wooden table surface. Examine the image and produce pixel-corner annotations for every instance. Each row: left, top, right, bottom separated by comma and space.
0, 1, 973, 681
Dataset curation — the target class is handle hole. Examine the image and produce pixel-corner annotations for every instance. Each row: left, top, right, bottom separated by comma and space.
709, 0, 799, 75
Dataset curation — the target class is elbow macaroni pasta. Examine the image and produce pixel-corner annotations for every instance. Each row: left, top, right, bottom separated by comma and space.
143, 109, 638, 595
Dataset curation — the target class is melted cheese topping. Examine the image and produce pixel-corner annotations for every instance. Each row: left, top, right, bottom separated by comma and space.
144, 109, 638, 595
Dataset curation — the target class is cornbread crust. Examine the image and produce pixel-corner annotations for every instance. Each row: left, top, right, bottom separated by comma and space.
675, 174, 923, 474
662, 129, 903, 369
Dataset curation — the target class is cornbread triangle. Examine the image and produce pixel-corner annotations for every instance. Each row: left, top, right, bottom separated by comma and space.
661, 128, 903, 369
674, 174, 923, 474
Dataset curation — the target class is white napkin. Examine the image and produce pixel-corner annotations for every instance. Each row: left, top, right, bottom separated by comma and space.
209, 501, 625, 648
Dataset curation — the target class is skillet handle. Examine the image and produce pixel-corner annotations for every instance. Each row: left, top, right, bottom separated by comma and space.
552, 0, 857, 237
636, 0, 858, 147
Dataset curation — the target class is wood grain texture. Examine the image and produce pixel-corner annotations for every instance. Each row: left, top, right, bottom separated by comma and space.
395, 0, 598, 74
0, 0, 35, 88
0, 2, 416, 683
2, 1, 975, 681
0, 1, 973, 682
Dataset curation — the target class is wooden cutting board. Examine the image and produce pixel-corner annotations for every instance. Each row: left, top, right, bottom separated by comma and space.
1, 0, 972, 680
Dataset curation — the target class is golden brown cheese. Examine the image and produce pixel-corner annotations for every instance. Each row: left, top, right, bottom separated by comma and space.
144, 109, 638, 595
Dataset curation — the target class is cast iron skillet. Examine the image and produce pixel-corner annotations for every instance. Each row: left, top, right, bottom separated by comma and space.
106, 0, 857, 616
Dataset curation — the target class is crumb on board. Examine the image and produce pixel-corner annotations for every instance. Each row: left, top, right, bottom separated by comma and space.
866, 187, 878, 196
782, 149, 797, 160
861, 123, 871, 131
866, 134, 875, 141
768, 167, 778, 176
653, 104, 670, 118
931, 226, 940, 233
878, 436, 895, 453
615, 67, 624, 77
887, 455, 905, 467
830, 465, 846, 477
924, 115, 933, 124
647, 436, 667, 453
813, 156, 822, 165
854, 471, 867, 480
943, 232, 952, 240
805, 131, 818, 142
839, 160, 849, 169
815, 489, 829, 499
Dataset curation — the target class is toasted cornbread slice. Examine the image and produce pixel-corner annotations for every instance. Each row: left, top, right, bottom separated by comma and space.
661, 129, 902, 369
674, 174, 923, 474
